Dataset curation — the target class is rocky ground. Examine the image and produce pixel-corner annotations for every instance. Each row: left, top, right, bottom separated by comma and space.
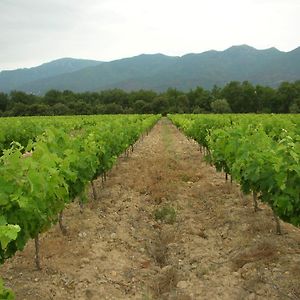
1, 118, 300, 300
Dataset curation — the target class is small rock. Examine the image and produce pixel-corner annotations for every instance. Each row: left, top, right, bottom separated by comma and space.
34, 278, 39, 282
110, 233, 117, 239
140, 260, 151, 269
161, 265, 173, 273
232, 272, 239, 278
78, 232, 87, 238
98, 279, 107, 284
81, 257, 90, 264
177, 281, 188, 289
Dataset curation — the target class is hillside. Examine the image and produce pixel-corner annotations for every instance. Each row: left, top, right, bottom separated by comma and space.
0, 58, 102, 93
1, 45, 300, 93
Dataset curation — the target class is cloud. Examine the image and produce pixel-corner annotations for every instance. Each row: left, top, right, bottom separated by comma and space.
0, 0, 299, 70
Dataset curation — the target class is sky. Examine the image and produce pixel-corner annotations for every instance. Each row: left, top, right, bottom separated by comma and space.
0, 0, 299, 71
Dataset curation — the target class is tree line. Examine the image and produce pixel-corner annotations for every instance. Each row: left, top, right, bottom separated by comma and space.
0, 80, 300, 116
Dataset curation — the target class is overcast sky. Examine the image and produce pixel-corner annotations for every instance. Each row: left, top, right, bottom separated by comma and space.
0, 0, 299, 70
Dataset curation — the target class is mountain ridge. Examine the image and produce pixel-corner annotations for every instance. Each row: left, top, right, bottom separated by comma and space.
0, 58, 102, 92
0, 45, 299, 93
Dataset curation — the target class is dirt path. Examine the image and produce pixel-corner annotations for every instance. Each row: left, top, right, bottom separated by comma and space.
1, 118, 300, 300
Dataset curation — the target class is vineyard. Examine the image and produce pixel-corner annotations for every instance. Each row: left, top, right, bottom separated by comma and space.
0, 114, 300, 299
0, 115, 160, 298
169, 114, 300, 229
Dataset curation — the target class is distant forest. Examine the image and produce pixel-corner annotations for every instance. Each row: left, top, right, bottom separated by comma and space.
0, 80, 300, 116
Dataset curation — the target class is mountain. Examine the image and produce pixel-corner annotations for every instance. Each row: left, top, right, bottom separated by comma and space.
0, 45, 300, 93
0, 58, 102, 92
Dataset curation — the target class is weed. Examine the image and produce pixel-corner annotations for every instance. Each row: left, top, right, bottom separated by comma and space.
154, 205, 177, 224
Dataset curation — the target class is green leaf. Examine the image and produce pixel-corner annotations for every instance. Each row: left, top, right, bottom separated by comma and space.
0, 224, 20, 249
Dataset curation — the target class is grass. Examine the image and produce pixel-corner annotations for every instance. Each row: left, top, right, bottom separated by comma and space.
154, 205, 177, 224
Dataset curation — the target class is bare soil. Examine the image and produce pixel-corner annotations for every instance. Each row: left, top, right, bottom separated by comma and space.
1, 118, 300, 300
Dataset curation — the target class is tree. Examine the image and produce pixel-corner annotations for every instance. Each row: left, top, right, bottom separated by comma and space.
177, 95, 189, 112
69, 101, 92, 115
140, 102, 153, 114
151, 96, 169, 114
167, 94, 189, 113
9, 102, 29, 116
192, 106, 206, 114
211, 85, 222, 100
222, 81, 244, 113
255, 85, 278, 113
9, 91, 37, 105
51, 103, 71, 115
277, 82, 299, 113
241, 81, 257, 112
211, 99, 232, 113
0, 93, 8, 111
100, 89, 129, 108
187, 87, 212, 112
103, 103, 123, 114
44, 90, 63, 106
61, 90, 78, 104
278, 82, 297, 112
128, 89, 157, 105
26, 103, 50, 116
133, 100, 147, 114
94, 104, 106, 114
289, 98, 300, 113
